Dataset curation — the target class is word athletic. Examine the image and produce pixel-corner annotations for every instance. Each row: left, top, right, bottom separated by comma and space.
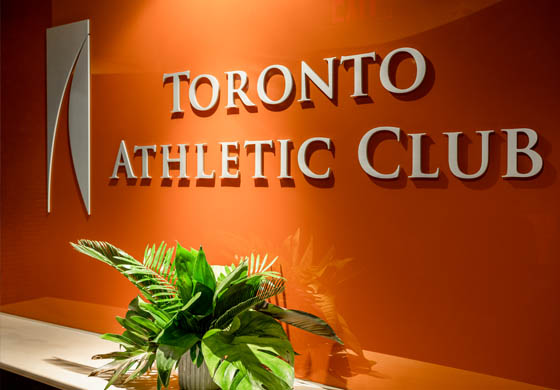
110, 128, 542, 182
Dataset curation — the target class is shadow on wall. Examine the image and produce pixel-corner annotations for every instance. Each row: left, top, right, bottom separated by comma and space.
220, 229, 381, 389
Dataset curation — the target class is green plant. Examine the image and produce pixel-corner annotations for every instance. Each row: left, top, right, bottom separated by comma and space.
71, 240, 342, 390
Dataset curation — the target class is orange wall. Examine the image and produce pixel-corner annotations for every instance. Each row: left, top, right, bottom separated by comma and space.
2, 0, 560, 389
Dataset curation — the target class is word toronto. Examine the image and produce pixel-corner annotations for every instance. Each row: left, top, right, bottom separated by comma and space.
110, 48, 543, 182
162, 48, 426, 112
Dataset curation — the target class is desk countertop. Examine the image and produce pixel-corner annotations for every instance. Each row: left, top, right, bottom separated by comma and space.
0, 302, 554, 390
0, 313, 327, 390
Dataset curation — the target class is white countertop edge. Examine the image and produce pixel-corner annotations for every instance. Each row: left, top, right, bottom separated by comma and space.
0, 312, 333, 390
0, 311, 101, 337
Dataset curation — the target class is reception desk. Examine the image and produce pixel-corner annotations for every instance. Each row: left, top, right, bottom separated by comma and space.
0, 299, 553, 390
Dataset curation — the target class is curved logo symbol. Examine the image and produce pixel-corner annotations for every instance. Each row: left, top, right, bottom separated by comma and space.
46, 20, 91, 214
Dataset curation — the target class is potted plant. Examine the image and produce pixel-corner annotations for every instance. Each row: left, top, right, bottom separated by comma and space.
71, 240, 342, 390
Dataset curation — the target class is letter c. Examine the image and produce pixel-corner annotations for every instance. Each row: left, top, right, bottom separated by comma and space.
358, 127, 401, 179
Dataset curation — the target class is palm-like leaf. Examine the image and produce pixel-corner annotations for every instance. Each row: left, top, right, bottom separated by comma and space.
71, 240, 181, 312
248, 253, 279, 275
90, 296, 163, 389
218, 253, 280, 282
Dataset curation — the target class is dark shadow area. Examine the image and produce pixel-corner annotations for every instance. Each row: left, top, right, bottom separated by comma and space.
161, 178, 172, 187
171, 111, 184, 119
365, 131, 408, 189
0, 369, 57, 390
382, 53, 435, 101
354, 95, 373, 105
368, 168, 408, 189
302, 140, 335, 188
140, 178, 152, 186
300, 58, 340, 109
221, 177, 241, 187
254, 177, 269, 187
342, 54, 376, 105
280, 178, 295, 187
195, 177, 216, 187
299, 98, 315, 109
226, 106, 258, 115
324, 343, 388, 388
44, 357, 92, 375
178, 178, 190, 187
304, 174, 335, 188
413, 170, 449, 189
261, 68, 296, 112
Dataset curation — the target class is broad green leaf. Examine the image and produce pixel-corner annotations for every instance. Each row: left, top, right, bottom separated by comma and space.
155, 322, 199, 350
213, 260, 248, 307
226, 316, 241, 334
174, 243, 196, 302
158, 292, 205, 335
202, 311, 294, 390
192, 247, 216, 292
178, 291, 202, 313
255, 302, 343, 344
195, 345, 204, 367
179, 310, 205, 334
190, 343, 198, 362
190, 282, 214, 316
211, 278, 285, 330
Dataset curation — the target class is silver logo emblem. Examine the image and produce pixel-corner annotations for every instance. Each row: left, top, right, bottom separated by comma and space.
46, 20, 91, 214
